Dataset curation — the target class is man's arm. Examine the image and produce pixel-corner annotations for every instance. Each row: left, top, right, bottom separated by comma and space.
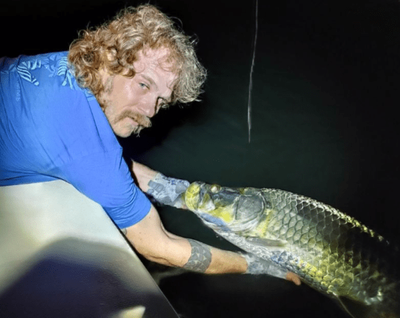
131, 161, 189, 208
129, 161, 301, 284
130, 162, 246, 273
126, 205, 301, 284
126, 204, 247, 274
131, 161, 157, 192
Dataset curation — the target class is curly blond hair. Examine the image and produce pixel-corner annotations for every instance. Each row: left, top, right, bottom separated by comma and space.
68, 4, 206, 104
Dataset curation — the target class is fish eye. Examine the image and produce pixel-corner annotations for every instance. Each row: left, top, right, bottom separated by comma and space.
210, 184, 221, 193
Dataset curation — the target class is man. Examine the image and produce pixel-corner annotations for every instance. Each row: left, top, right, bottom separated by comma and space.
0, 4, 300, 284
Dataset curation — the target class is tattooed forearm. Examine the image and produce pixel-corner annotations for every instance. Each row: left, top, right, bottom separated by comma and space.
183, 239, 212, 272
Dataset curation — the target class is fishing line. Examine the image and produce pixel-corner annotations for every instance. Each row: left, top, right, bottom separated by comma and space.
247, 0, 258, 143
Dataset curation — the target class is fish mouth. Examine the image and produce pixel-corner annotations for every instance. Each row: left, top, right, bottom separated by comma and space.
184, 182, 267, 233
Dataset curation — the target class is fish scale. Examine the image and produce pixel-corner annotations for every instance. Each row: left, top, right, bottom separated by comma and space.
265, 189, 385, 298
184, 182, 400, 318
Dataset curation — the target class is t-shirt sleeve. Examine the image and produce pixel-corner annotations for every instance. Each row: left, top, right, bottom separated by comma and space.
51, 150, 151, 229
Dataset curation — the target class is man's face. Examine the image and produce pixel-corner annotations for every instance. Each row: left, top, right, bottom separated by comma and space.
100, 48, 177, 138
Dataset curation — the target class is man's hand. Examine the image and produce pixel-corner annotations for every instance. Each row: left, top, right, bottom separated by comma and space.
241, 253, 301, 285
286, 271, 301, 286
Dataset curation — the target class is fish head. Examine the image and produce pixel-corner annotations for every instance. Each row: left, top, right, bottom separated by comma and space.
184, 182, 268, 233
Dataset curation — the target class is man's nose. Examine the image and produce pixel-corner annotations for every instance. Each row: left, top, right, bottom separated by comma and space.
139, 95, 158, 117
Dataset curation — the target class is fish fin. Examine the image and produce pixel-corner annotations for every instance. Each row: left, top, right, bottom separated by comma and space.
244, 236, 286, 247
335, 296, 373, 318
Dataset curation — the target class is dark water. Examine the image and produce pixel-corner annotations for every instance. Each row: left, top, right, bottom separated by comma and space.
2, 0, 400, 317
125, 1, 400, 316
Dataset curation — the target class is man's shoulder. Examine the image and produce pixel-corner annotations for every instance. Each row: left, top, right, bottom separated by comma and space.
1, 51, 68, 76
18, 51, 76, 90
1, 51, 95, 99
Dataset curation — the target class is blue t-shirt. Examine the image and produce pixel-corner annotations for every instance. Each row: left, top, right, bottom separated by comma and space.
0, 51, 151, 228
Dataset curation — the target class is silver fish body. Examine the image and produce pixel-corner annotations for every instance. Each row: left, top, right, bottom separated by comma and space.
183, 182, 400, 318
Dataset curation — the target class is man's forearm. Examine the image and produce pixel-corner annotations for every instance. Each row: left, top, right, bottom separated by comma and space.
206, 245, 248, 274
131, 161, 158, 192
181, 238, 247, 274
131, 161, 189, 208
144, 239, 248, 274
125, 206, 247, 274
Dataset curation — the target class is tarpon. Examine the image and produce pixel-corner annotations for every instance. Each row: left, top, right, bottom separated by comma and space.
183, 182, 400, 318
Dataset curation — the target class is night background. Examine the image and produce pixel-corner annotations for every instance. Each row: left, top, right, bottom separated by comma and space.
1, 0, 400, 317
